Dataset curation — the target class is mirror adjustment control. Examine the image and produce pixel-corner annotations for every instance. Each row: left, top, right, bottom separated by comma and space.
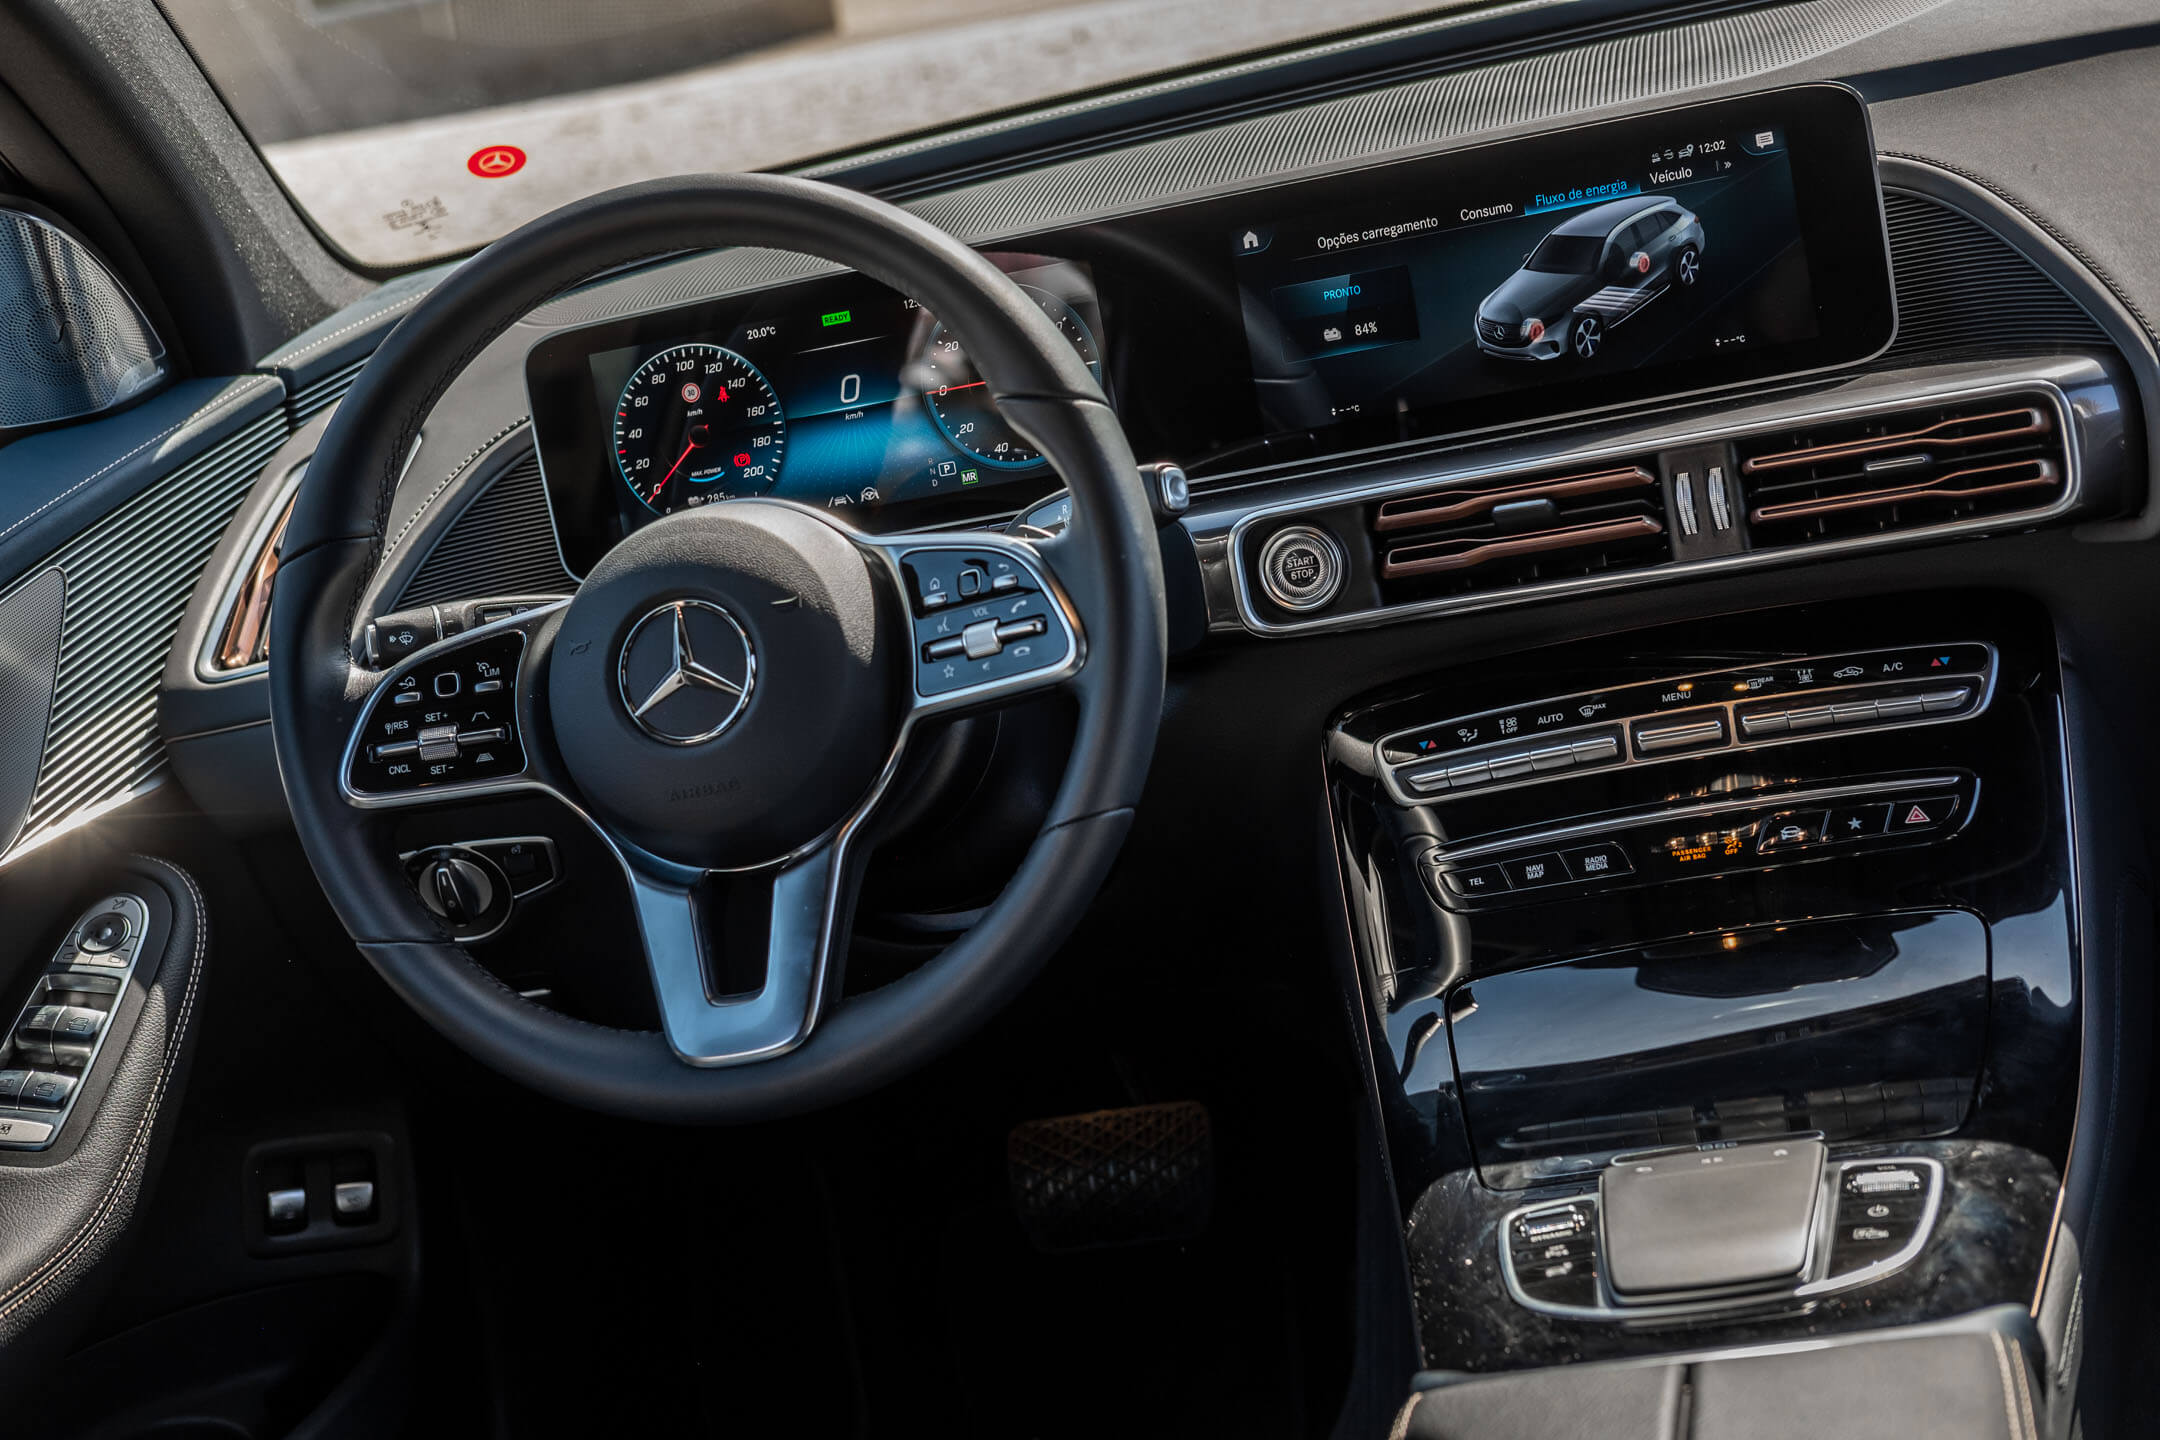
0, 894, 153, 1150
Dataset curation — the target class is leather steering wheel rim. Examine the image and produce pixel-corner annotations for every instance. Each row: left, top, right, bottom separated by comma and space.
268, 174, 1166, 1123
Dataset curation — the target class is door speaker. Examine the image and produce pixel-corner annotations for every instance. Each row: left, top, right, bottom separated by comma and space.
0, 206, 166, 432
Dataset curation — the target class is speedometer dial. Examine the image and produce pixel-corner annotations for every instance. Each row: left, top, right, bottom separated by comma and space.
613, 344, 786, 513
921, 286, 1099, 468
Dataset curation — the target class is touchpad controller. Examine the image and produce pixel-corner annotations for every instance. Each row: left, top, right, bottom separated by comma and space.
1600, 1139, 1825, 1300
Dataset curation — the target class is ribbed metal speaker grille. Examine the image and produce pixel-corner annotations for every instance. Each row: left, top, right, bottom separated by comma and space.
1878, 191, 2112, 363
0, 211, 167, 429
12, 411, 287, 849
396, 450, 578, 608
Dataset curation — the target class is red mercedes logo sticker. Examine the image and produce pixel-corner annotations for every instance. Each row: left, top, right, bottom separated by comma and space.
467, 145, 527, 179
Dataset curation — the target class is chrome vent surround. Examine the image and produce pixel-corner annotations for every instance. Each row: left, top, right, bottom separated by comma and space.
1370, 458, 1669, 601
1736, 395, 2068, 548
12, 410, 287, 854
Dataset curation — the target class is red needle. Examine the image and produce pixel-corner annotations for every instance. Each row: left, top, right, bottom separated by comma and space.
941, 381, 988, 393
655, 434, 701, 495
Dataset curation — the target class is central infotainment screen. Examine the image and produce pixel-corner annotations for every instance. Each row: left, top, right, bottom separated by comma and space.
1220, 86, 1894, 454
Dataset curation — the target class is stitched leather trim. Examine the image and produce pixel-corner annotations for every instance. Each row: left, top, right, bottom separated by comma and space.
268, 283, 437, 367
0, 859, 207, 1324
1385, 1390, 1421, 1440
0, 378, 281, 550
1879, 150, 2160, 353
379, 416, 531, 562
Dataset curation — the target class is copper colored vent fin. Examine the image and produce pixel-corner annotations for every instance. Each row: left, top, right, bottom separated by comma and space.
1381, 515, 1665, 580
1749, 458, 2059, 526
1373, 464, 1657, 533
1739, 406, 2050, 475
213, 493, 297, 671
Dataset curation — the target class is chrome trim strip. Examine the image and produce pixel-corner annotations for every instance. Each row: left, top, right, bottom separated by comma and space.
1208, 362, 2093, 638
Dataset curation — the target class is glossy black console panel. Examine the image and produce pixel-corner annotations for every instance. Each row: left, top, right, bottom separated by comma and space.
1452, 913, 1988, 1189
1328, 592, 2079, 1363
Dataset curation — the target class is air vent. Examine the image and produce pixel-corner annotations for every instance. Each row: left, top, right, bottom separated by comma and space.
1369, 458, 1669, 600
1736, 395, 2067, 548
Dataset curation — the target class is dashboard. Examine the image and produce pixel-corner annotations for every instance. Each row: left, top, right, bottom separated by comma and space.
524, 85, 1898, 570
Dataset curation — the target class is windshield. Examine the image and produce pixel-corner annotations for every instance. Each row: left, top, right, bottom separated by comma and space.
157, 0, 1470, 270
1522, 232, 1606, 274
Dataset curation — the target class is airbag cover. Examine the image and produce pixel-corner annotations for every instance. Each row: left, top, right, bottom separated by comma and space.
546, 501, 895, 868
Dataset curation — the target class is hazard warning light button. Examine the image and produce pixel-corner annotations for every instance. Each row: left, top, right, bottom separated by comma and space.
1889, 795, 1958, 832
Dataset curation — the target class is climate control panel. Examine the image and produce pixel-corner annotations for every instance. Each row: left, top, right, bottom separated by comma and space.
1376, 643, 1993, 806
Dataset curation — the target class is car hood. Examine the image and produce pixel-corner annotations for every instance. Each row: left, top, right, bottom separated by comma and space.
1479, 268, 1592, 323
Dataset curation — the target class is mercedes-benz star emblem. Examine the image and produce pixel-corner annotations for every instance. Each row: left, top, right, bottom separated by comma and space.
617, 600, 756, 745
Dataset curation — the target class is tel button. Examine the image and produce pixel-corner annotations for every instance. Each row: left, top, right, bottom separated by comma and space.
1442, 865, 1510, 899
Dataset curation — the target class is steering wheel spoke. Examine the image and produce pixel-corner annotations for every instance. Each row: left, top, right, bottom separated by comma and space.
866, 532, 1084, 719
623, 831, 861, 1067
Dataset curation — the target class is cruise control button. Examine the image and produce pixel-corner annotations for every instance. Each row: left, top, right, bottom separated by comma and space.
1890, 795, 1957, 831
1826, 802, 1891, 841
1443, 865, 1510, 899
1502, 853, 1567, 889
1560, 841, 1632, 879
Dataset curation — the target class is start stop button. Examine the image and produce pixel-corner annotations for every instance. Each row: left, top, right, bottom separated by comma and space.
1258, 525, 1345, 612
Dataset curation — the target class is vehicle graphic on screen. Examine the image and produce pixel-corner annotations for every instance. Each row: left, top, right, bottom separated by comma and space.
1473, 196, 1705, 361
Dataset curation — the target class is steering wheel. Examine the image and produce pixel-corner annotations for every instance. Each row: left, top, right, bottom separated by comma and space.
268, 175, 1166, 1122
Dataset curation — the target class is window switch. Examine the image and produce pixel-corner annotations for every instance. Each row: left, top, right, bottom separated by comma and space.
19, 1071, 75, 1109
266, 1186, 307, 1231
333, 1180, 377, 1224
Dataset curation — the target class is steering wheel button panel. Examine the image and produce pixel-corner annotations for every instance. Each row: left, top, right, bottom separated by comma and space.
348, 632, 529, 795
903, 546, 1075, 700
903, 550, 1035, 616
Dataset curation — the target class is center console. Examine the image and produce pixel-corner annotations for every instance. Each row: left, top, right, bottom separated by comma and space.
1327, 592, 2083, 1365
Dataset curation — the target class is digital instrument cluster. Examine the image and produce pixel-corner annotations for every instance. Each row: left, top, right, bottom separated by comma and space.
527, 255, 1102, 574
